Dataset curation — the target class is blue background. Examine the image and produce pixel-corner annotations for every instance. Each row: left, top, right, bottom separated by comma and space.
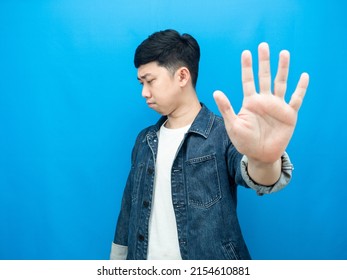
1, 0, 346, 260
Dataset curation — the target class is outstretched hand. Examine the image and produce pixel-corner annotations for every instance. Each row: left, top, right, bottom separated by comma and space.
214, 42, 309, 164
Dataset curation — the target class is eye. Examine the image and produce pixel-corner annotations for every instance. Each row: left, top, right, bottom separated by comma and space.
147, 79, 155, 85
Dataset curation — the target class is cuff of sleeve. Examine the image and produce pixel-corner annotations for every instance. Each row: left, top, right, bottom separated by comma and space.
241, 152, 294, 195
110, 242, 128, 260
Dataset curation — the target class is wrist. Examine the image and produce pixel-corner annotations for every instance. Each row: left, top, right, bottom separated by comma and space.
247, 157, 282, 186
247, 157, 281, 169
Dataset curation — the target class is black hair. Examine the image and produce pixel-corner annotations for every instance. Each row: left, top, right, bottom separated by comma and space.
134, 29, 200, 88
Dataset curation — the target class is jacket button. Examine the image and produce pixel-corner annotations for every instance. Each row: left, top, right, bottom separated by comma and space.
138, 234, 145, 241
143, 201, 149, 208
147, 167, 154, 175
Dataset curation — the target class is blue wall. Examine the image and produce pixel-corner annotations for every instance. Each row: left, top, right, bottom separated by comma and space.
0, 0, 346, 260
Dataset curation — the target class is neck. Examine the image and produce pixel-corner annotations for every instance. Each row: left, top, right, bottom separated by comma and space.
165, 94, 201, 129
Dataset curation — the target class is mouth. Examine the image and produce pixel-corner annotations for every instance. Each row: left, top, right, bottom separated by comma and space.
146, 101, 155, 107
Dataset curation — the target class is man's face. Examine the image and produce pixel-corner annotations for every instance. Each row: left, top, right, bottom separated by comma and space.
137, 62, 182, 116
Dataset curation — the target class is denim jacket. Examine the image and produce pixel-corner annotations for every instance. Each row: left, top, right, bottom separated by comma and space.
113, 104, 293, 260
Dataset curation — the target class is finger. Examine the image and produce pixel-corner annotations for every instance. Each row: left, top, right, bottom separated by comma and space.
213, 90, 237, 124
289, 72, 310, 111
274, 50, 290, 99
258, 42, 271, 94
241, 50, 256, 96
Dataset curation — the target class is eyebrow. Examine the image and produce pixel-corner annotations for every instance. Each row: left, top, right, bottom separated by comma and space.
137, 73, 153, 80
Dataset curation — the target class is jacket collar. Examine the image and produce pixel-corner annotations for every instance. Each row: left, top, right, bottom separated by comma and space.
152, 103, 215, 139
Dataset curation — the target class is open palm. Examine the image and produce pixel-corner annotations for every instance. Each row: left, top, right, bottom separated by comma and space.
214, 43, 309, 164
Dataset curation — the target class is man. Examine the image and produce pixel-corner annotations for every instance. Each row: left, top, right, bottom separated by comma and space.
110, 29, 309, 260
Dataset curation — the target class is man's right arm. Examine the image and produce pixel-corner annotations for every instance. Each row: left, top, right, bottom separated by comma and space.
110, 243, 128, 260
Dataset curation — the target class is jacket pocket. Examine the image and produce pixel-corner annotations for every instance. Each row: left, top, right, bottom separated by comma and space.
185, 154, 221, 209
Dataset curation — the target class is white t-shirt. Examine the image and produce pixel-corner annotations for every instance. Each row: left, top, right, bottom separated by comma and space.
147, 122, 191, 260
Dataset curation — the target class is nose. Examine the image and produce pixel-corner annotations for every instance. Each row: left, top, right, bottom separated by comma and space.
141, 84, 151, 99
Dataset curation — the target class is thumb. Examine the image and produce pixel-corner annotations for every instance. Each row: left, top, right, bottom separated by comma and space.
213, 90, 237, 125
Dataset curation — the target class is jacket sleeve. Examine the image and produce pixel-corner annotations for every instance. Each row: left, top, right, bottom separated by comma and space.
240, 152, 293, 195
112, 165, 133, 246
110, 242, 128, 260
226, 132, 293, 195
110, 131, 144, 259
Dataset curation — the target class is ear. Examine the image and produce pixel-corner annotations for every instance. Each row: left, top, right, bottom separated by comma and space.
176, 67, 191, 87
